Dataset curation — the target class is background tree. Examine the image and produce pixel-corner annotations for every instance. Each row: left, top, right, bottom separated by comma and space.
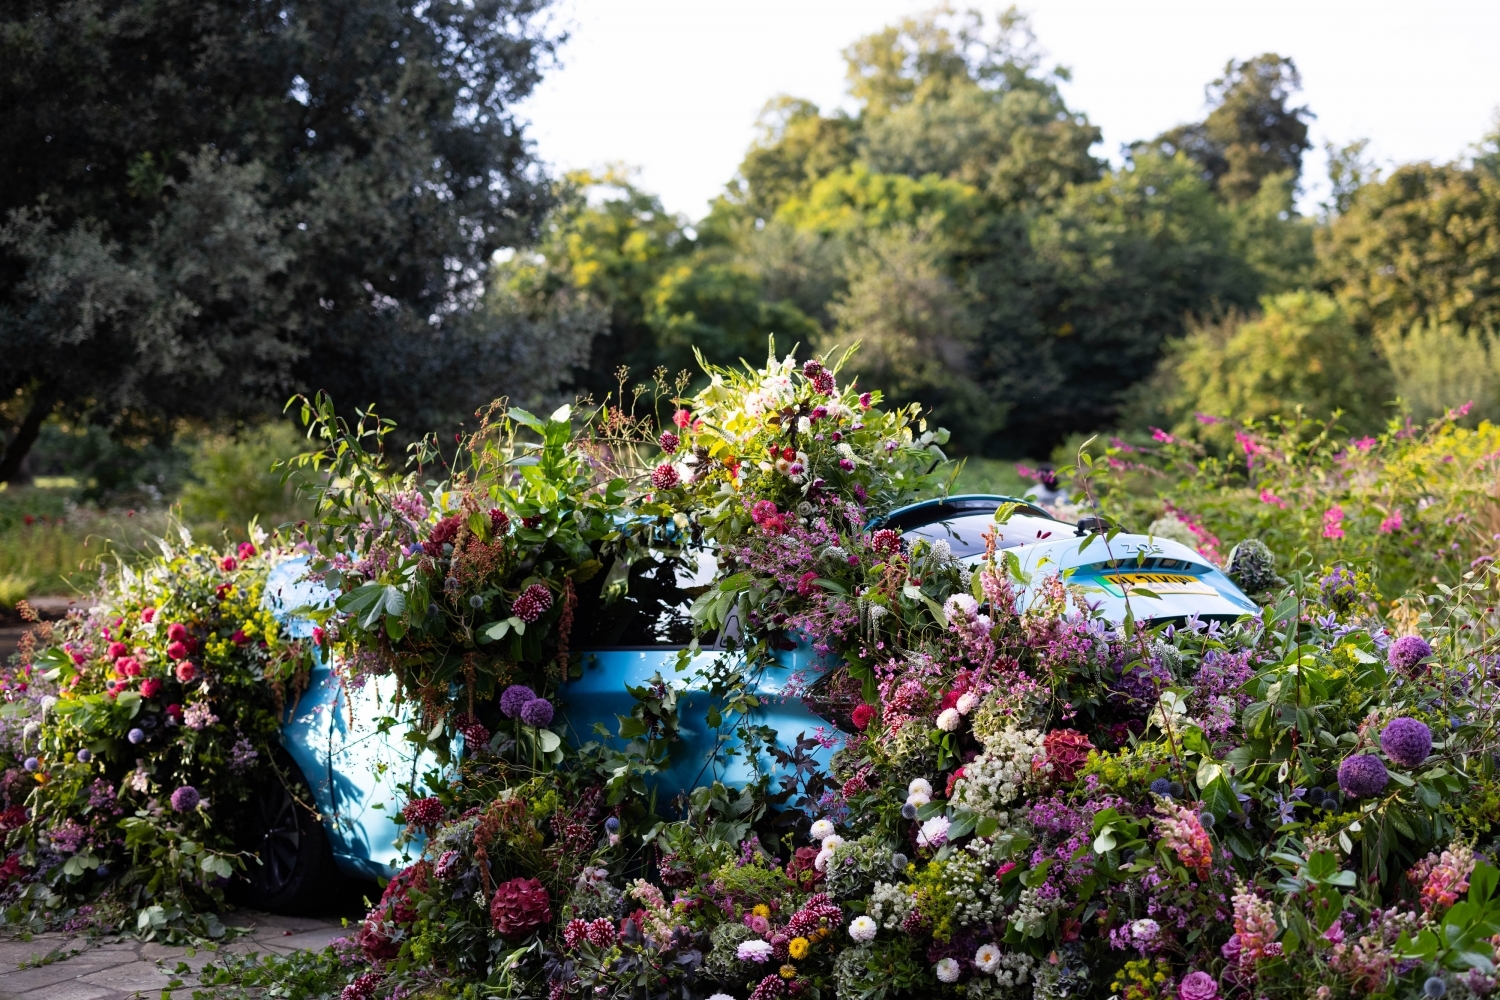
0, 0, 564, 482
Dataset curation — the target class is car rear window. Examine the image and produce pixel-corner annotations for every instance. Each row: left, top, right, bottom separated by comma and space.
903, 512, 1071, 557
574, 547, 718, 648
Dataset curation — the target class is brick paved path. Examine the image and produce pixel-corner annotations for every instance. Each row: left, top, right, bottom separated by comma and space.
0, 911, 346, 999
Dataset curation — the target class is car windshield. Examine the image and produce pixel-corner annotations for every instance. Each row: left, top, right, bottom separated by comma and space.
902, 512, 1071, 557
574, 546, 718, 648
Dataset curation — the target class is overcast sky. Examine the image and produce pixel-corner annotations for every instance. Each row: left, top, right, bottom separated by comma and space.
516, 0, 1500, 220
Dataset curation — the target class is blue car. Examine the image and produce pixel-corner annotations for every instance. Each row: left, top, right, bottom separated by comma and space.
245, 495, 1254, 910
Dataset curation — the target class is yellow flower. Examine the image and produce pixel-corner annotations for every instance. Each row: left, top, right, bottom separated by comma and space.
779, 964, 797, 980
788, 937, 809, 960
751, 904, 770, 918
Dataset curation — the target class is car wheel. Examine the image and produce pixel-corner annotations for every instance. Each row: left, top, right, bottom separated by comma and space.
235, 767, 330, 913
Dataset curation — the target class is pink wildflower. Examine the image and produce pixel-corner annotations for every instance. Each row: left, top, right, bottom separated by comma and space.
1379, 510, 1403, 534
1322, 505, 1346, 540
1157, 802, 1214, 879
1230, 884, 1283, 969
1258, 489, 1286, 508
1408, 845, 1475, 915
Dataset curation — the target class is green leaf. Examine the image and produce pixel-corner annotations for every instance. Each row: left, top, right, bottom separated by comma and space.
537, 729, 561, 753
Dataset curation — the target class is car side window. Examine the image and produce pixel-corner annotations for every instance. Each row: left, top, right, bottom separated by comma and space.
574, 547, 718, 648
902, 513, 1067, 556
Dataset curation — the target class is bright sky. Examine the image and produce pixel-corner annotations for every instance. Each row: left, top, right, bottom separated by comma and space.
517, 0, 1500, 221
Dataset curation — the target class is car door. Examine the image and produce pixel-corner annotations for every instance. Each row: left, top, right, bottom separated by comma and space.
560, 545, 837, 805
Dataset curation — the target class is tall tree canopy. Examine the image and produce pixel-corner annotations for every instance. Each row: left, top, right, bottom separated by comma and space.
0, 0, 564, 481
525, 9, 1308, 456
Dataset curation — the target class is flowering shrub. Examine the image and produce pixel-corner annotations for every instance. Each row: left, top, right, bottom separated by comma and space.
1079, 408, 1500, 600
0, 531, 312, 937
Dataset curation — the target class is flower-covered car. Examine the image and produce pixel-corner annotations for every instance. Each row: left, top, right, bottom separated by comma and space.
259, 495, 1254, 911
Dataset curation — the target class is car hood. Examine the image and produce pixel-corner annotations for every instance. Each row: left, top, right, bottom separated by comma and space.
969, 532, 1258, 623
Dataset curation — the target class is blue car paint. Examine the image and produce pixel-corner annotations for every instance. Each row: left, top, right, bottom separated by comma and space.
265, 558, 440, 880
263, 557, 837, 880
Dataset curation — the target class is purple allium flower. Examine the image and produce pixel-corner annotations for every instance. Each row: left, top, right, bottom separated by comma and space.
1337, 755, 1389, 798
519, 697, 554, 728
1320, 567, 1359, 612
499, 684, 537, 718
170, 785, 201, 812
1381, 717, 1433, 768
1388, 635, 1433, 675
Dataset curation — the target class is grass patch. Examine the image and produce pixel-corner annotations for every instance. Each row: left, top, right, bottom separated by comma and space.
952, 457, 1032, 498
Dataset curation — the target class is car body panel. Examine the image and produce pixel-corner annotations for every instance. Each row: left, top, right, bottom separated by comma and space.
882, 494, 1257, 622
264, 557, 436, 880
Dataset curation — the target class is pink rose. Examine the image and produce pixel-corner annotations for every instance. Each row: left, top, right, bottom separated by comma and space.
1179, 971, 1218, 1000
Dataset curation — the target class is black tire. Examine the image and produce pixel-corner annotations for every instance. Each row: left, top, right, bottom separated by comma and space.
234, 765, 331, 913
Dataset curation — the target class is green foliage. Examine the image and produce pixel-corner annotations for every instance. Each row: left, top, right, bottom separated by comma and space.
1163, 291, 1393, 433
1319, 161, 1500, 337
1150, 53, 1313, 203
0, 0, 565, 481
1081, 407, 1500, 598
1379, 321, 1500, 422
2, 532, 313, 939
178, 424, 314, 531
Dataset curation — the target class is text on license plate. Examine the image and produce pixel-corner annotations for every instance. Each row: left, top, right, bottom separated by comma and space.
1097, 572, 1218, 597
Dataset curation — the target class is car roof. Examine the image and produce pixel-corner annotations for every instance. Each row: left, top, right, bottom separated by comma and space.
877, 494, 1068, 533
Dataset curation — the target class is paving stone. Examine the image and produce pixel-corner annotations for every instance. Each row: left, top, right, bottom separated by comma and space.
77, 959, 176, 991
9, 981, 110, 1000
0, 952, 126, 993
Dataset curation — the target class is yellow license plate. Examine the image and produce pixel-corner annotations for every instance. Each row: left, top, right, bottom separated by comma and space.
1098, 572, 1218, 597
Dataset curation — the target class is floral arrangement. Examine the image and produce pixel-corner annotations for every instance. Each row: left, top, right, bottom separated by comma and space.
0, 529, 312, 938
180, 353, 1500, 1000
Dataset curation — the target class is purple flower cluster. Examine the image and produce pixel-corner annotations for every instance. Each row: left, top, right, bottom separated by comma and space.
1111, 658, 1173, 712
1389, 635, 1433, 675
1381, 717, 1432, 768
500, 684, 554, 728
1338, 755, 1389, 798
169, 785, 201, 812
